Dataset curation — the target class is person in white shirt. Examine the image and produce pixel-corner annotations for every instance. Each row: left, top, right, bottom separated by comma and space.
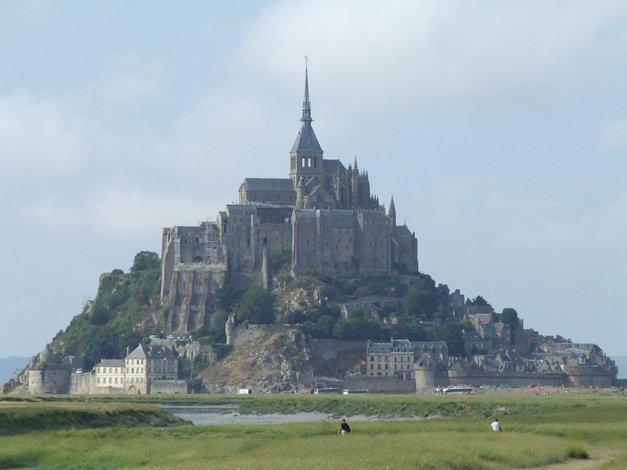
491, 419, 502, 432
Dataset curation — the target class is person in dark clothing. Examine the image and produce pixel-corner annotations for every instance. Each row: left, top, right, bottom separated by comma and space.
340, 418, 351, 435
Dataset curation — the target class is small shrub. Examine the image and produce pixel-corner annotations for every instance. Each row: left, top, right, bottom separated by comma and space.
566, 444, 589, 460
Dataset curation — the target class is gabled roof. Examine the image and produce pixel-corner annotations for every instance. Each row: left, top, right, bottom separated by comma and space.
126, 344, 175, 360
242, 178, 294, 191
323, 159, 345, 173
291, 121, 323, 154
126, 344, 147, 359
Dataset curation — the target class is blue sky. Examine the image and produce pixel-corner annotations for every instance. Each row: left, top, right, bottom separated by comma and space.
1, 0, 626, 357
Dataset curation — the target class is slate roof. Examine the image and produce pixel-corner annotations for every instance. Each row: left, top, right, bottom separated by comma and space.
97, 359, 124, 368
323, 159, 345, 173
411, 341, 448, 353
126, 344, 175, 360
368, 339, 414, 354
291, 122, 323, 154
226, 204, 257, 216
242, 178, 294, 191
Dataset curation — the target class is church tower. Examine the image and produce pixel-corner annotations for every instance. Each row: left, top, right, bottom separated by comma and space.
289, 62, 324, 184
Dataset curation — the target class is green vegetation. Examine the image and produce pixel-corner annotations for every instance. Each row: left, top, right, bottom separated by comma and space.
130, 250, 161, 272
0, 402, 185, 436
50, 252, 163, 369
0, 394, 625, 469
235, 286, 276, 324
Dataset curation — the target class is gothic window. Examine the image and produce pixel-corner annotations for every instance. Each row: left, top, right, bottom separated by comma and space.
193, 256, 203, 263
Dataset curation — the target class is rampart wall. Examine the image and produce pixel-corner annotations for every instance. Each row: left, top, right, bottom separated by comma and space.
344, 375, 415, 394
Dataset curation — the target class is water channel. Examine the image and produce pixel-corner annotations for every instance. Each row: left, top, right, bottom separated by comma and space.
157, 404, 428, 425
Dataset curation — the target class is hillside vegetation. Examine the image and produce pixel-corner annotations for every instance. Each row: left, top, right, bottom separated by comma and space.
49, 252, 164, 369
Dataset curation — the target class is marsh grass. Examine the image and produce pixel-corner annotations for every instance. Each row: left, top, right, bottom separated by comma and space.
0, 394, 625, 469
0, 402, 185, 436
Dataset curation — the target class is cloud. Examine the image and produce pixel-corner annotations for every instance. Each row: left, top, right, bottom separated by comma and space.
600, 119, 627, 153
0, 90, 88, 180
98, 53, 167, 107
482, 190, 627, 249
23, 189, 213, 240
237, 0, 627, 110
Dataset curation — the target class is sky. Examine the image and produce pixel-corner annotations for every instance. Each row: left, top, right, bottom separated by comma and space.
1, 0, 626, 358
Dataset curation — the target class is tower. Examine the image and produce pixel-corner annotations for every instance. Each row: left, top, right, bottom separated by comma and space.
289, 60, 324, 184
225, 315, 235, 346
388, 196, 396, 226
295, 177, 305, 209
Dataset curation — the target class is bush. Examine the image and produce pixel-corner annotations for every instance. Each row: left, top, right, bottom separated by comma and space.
193, 355, 210, 371
236, 286, 275, 324
566, 444, 589, 460
270, 250, 292, 272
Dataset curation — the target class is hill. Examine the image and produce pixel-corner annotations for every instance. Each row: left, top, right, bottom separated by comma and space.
0, 357, 29, 384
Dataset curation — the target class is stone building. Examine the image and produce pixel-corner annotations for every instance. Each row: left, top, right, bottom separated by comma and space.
366, 339, 415, 378
94, 359, 125, 390
27, 345, 71, 394
161, 66, 419, 333
124, 344, 178, 394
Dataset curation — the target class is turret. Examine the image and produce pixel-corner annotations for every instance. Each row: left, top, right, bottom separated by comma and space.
388, 196, 396, 226
225, 315, 235, 346
296, 177, 305, 209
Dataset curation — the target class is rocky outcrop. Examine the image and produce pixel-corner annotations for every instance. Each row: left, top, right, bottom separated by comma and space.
201, 328, 313, 393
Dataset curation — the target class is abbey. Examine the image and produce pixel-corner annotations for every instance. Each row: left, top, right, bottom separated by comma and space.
160, 67, 418, 333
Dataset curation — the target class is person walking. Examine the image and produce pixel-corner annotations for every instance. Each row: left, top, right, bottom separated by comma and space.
340, 418, 351, 435
491, 418, 502, 432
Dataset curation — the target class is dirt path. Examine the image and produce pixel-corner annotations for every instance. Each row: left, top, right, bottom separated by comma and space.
536, 448, 621, 469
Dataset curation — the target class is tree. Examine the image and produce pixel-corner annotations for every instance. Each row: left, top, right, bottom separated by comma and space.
501, 308, 519, 330
332, 317, 381, 340
313, 315, 336, 338
403, 287, 438, 318
236, 286, 275, 324
466, 295, 489, 307
430, 323, 465, 357
216, 285, 244, 312
130, 251, 160, 272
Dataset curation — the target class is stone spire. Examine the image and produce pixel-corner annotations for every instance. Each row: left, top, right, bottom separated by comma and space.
301, 59, 312, 123
290, 58, 323, 182
388, 195, 396, 226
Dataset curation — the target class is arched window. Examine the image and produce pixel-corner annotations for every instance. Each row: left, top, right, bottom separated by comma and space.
193, 256, 203, 263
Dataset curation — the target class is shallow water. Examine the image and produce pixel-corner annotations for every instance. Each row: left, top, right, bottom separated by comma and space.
157, 405, 429, 425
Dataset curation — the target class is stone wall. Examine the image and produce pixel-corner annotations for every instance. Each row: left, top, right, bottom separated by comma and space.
344, 375, 415, 394
28, 366, 71, 394
150, 379, 189, 394
167, 264, 227, 333
309, 339, 367, 361
231, 324, 290, 347
448, 371, 568, 387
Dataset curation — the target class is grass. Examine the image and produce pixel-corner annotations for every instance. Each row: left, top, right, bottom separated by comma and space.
0, 393, 624, 469
0, 402, 186, 436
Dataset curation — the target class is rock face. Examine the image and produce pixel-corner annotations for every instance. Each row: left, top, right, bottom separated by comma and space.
201, 328, 312, 393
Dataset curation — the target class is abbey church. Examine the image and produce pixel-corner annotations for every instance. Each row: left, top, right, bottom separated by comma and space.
160, 67, 419, 333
